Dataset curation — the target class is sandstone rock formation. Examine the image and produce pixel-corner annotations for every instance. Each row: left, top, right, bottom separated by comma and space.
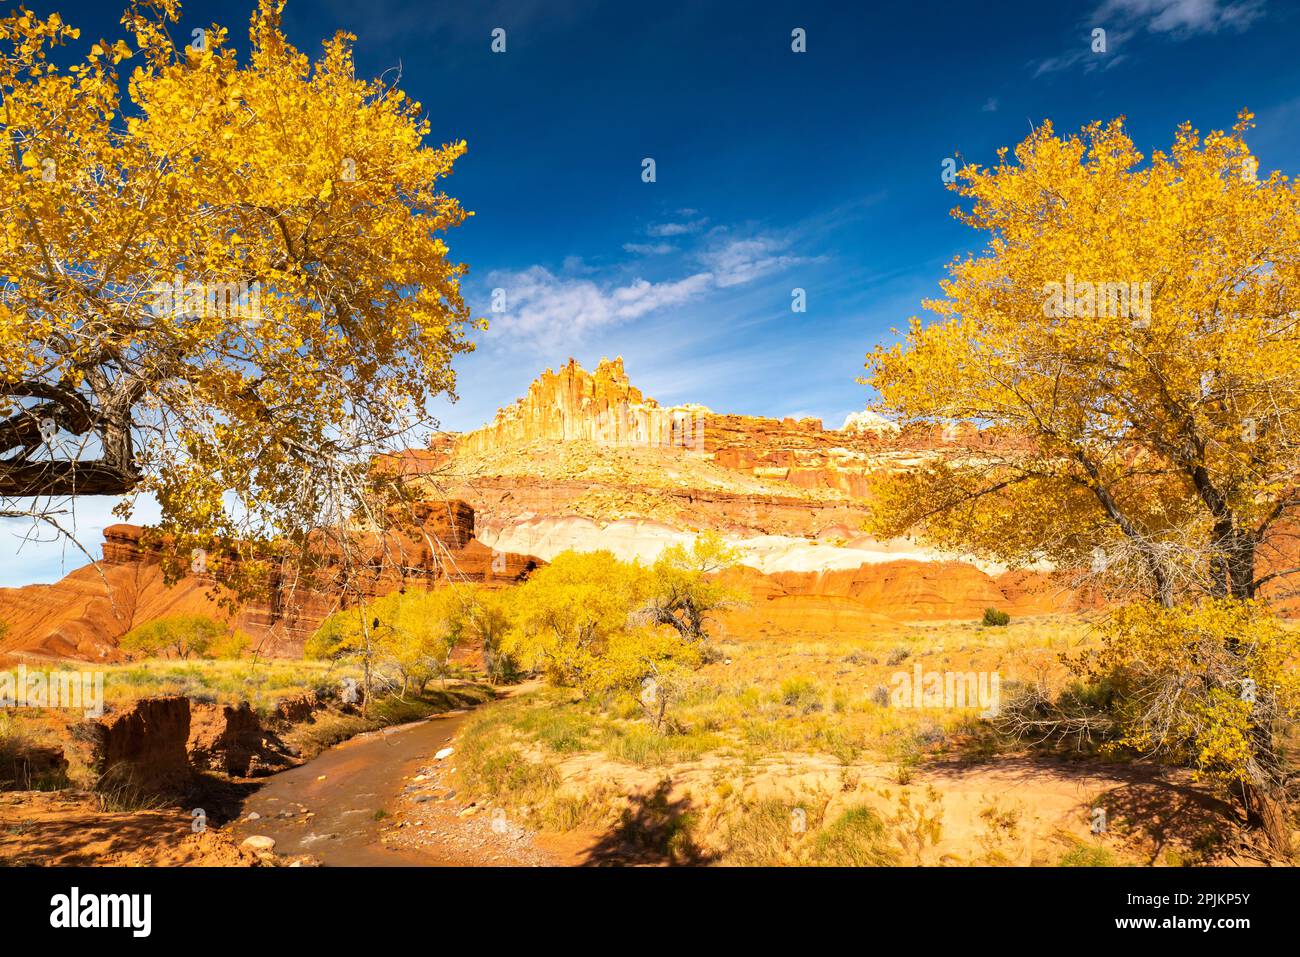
456, 357, 709, 456
0, 501, 541, 661
8, 357, 1292, 660
842, 410, 900, 434
402, 357, 1096, 628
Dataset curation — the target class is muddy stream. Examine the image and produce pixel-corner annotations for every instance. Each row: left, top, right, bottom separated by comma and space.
230, 710, 470, 866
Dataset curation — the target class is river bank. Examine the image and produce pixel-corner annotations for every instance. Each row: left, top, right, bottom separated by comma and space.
0, 679, 534, 866
228, 706, 559, 866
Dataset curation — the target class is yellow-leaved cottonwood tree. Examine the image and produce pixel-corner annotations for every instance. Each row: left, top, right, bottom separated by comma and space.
864, 113, 1300, 853
0, 1, 474, 598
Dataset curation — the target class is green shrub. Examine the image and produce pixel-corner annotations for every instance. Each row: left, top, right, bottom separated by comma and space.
812, 806, 900, 866
1059, 843, 1117, 867
779, 676, 823, 712
119, 614, 248, 660
982, 608, 1011, 627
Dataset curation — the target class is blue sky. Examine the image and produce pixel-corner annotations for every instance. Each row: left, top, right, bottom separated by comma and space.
5, 0, 1300, 585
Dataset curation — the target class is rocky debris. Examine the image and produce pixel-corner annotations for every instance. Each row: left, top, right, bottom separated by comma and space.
381, 750, 554, 866
239, 834, 279, 864
240, 834, 276, 852
86, 695, 192, 794
434, 747, 454, 760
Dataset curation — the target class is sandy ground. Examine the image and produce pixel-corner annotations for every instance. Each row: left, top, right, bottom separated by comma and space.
376, 723, 1272, 867
0, 790, 257, 866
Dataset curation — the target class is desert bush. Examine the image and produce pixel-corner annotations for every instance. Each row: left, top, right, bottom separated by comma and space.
982, 608, 1011, 627
601, 721, 722, 766
445, 583, 521, 684
501, 550, 650, 689
1077, 599, 1300, 847
640, 532, 745, 642
534, 787, 621, 831
812, 806, 900, 866
93, 764, 166, 812
0, 715, 69, 790
885, 646, 911, 666
721, 798, 824, 865
779, 676, 823, 712
1058, 843, 1118, 867
503, 550, 702, 730
510, 705, 597, 754
459, 741, 560, 806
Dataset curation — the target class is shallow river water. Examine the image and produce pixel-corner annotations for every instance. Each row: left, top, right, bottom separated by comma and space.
229, 710, 470, 866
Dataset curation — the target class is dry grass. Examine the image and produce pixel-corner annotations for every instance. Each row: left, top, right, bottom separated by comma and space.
456, 615, 1097, 776
99, 658, 354, 713
450, 614, 1147, 864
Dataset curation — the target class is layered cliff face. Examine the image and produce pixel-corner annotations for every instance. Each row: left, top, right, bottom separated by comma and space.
0, 501, 541, 662
412, 358, 869, 539
402, 357, 1095, 627
444, 356, 998, 502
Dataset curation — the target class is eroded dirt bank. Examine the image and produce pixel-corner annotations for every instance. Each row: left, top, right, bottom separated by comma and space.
0, 684, 519, 866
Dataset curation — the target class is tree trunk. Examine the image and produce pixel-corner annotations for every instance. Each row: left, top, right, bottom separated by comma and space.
1217, 529, 1291, 854
1240, 779, 1292, 857
1228, 531, 1256, 600
362, 654, 371, 718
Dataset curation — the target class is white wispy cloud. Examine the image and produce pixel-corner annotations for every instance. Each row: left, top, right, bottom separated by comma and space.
1100, 0, 1265, 34
1033, 0, 1264, 75
697, 234, 817, 288
647, 217, 708, 237
482, 218, 819, 347
481, 265, 713, 346
622, 241, 676, 255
